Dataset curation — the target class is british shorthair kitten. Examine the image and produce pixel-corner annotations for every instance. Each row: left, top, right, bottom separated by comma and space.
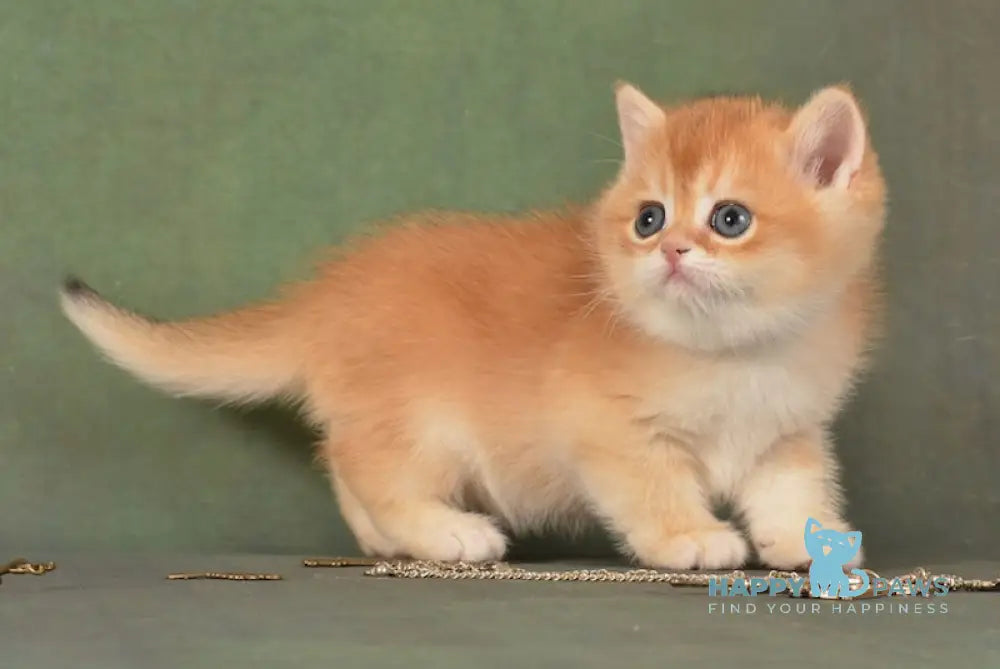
61, 82, 885, 569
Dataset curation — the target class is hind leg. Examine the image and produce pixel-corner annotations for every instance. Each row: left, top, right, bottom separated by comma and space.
323, 430, 508, 562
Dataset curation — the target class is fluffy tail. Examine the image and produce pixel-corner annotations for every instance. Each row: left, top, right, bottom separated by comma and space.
59, 278, 301, 404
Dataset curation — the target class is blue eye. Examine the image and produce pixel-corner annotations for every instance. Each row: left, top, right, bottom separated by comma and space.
710, 202, 752, 238
634, 203, 666, 238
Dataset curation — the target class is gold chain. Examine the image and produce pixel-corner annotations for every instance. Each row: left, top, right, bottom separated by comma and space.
5, 556, 998, 600
304, 557, 1000, 599
166, 572, 283, 581
303, 557, 379, 568
0, 558, 56, 585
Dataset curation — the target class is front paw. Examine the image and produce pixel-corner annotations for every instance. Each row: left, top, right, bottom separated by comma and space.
633, 524, 748, 570
753, 529, 811, 569
754, 521, 864, 570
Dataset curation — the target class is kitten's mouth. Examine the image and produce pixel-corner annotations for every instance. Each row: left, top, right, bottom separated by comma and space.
660, 265, 743, 301
662, 266, 701, 291
664, 265, 689, 283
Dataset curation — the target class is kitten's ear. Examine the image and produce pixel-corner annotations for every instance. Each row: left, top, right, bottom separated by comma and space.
787, 85, 866, 189
805, 517, 822, 535
845, 531, 862, 548
614, 81, 666, 166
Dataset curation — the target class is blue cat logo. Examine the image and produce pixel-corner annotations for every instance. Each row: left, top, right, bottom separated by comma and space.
805, 518, 869, 599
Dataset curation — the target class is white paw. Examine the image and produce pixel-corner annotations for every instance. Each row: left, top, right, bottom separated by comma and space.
755, 521, 864, 570
754, 531, 811, 569
355, 532, 399, 558
417, 513, 508, 562
638, 526, 748, 570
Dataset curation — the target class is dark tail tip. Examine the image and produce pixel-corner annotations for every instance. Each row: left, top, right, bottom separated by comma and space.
61, 276, 99, 300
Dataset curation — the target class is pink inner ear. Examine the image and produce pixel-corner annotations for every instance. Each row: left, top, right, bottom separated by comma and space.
808, 106, 859, 187
615, 84, 666, 166
792, 92, 865, 189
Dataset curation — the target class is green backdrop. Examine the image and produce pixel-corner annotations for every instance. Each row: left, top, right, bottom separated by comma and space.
3, 0, 998, 566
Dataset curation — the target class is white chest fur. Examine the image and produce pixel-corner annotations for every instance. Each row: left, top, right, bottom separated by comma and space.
643, 340, 854, 496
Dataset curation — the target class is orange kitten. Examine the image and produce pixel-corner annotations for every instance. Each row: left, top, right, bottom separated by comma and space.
61, 82, 885, 569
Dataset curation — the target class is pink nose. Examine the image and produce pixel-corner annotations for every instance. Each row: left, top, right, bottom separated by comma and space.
661, 240, 692, 258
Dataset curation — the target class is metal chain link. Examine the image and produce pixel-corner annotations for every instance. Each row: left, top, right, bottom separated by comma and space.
0, 558, 56, 586
303, 557, 1000, 599
5, 556, 997, 599
166, 572, 283, 581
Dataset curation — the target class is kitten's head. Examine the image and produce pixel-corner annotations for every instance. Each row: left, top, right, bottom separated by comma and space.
590, 83, 886, 351
804, 518, 862, 565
